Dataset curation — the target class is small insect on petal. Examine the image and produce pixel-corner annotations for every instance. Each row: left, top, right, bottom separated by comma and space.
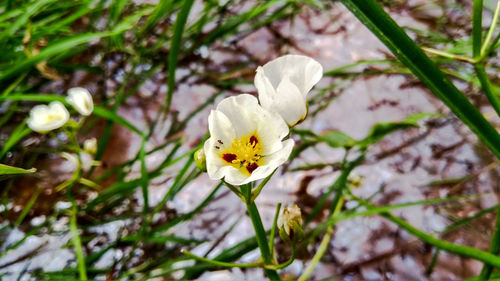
204, 94, 294, 186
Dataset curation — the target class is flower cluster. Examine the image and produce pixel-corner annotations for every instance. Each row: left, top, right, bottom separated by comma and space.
27, 88, 94, 133
204, 55, 323, 185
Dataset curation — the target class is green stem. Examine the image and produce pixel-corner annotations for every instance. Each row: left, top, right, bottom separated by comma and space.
481, 31, 500, 60
339, 0, 500, 161
297, 226, 332, 281
223, 181, 245, 201
70, 201, 88, 281
265, 246, 296, 270
251, 169, 276, 202
480, 0, 500, 56
269, 203, 282, 258
473, 0, 484, 58
421, 47, 476, 63
353, 196, 500, 268
299, 196, 343, 281
475, 65, 500, 118
241, 184, 281, 281
478, 204, 500, 280
181, 250, 262, 268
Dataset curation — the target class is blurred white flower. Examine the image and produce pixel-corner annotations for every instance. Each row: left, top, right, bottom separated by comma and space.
254, 54, 323, 126
61, 152, 79, 170
79, 152, 93, 172
27, 101, 69, 133
83, 138, 97, 155
277, 204, 303, 237
66, 87, 93, 116
204, 94, 294, 186
61, 151, 93, 172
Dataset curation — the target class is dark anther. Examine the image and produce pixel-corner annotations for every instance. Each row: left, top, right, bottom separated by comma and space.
218, 140, 223, 144
222, 153, 237, 163
246, 162, 258, 174
215, 146, 220, 149
249, 136, 258, 147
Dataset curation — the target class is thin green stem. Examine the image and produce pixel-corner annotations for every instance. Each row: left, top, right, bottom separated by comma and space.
269, 203, 281, 258
251, 169, 276, 202
223, 181, 244, 201
339, 0, 500, 161
181, 250, 262, 268
15, 187, 41, 226
475, 65, 500, 118
481, 31, 500, 60
473, 0, 484, 58
480, 0, 500, 56
297, 226, 332, 281
352, 196, 500, 268
265, 246, 296, 270
299, 197, 343, 281
70, 201, 88, 281
478, 204, 500, 280
241, 184, 281, 281
422, 47, 476, 63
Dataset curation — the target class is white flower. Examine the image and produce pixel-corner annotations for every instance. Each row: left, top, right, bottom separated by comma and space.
62, 152, 93, 172
204, 94, 294, 186
83, 138, 97, 155
66, 87, 93, 116
254, 54, 323, 126
27, 101, 69, 133
277, 204, 303, 237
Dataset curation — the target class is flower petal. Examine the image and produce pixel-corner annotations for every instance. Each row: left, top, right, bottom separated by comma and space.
256, 110, 289, 155
67, 87, 93, 116
254, 66, 276, 109
271, 76, 308, 126
27, 101, 69, 133
215, 94, 261, 137
207, 109, 236, 146
258, 54, 323, 97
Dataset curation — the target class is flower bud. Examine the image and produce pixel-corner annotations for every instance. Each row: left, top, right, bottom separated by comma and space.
194, 148, 207, 172
277, 204, 304, 244
83, 138, 97, 155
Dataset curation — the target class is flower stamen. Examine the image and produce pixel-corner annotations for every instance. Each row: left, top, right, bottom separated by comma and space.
221, 133, 264, 175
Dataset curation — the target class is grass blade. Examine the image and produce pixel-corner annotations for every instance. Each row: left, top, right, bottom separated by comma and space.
339, 0, 500, 162
165, 0, 195, 115
0, 163, 36, 176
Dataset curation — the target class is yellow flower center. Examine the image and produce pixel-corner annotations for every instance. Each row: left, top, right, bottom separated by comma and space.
218, 133, 265, 175
45, 113, 63, 123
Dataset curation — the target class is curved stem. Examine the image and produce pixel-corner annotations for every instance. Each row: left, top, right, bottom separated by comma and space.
478, 204, 500, 280
223, 181, 244, 201
265, 246, 296, 270
269, 203, 282, 258
181, 250, 262, 268
251, 169, 276, 202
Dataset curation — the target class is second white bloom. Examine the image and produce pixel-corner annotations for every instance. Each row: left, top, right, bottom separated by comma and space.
66, 87, 93, 116
204, 94, 294, 186
254, 54, 323, 126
